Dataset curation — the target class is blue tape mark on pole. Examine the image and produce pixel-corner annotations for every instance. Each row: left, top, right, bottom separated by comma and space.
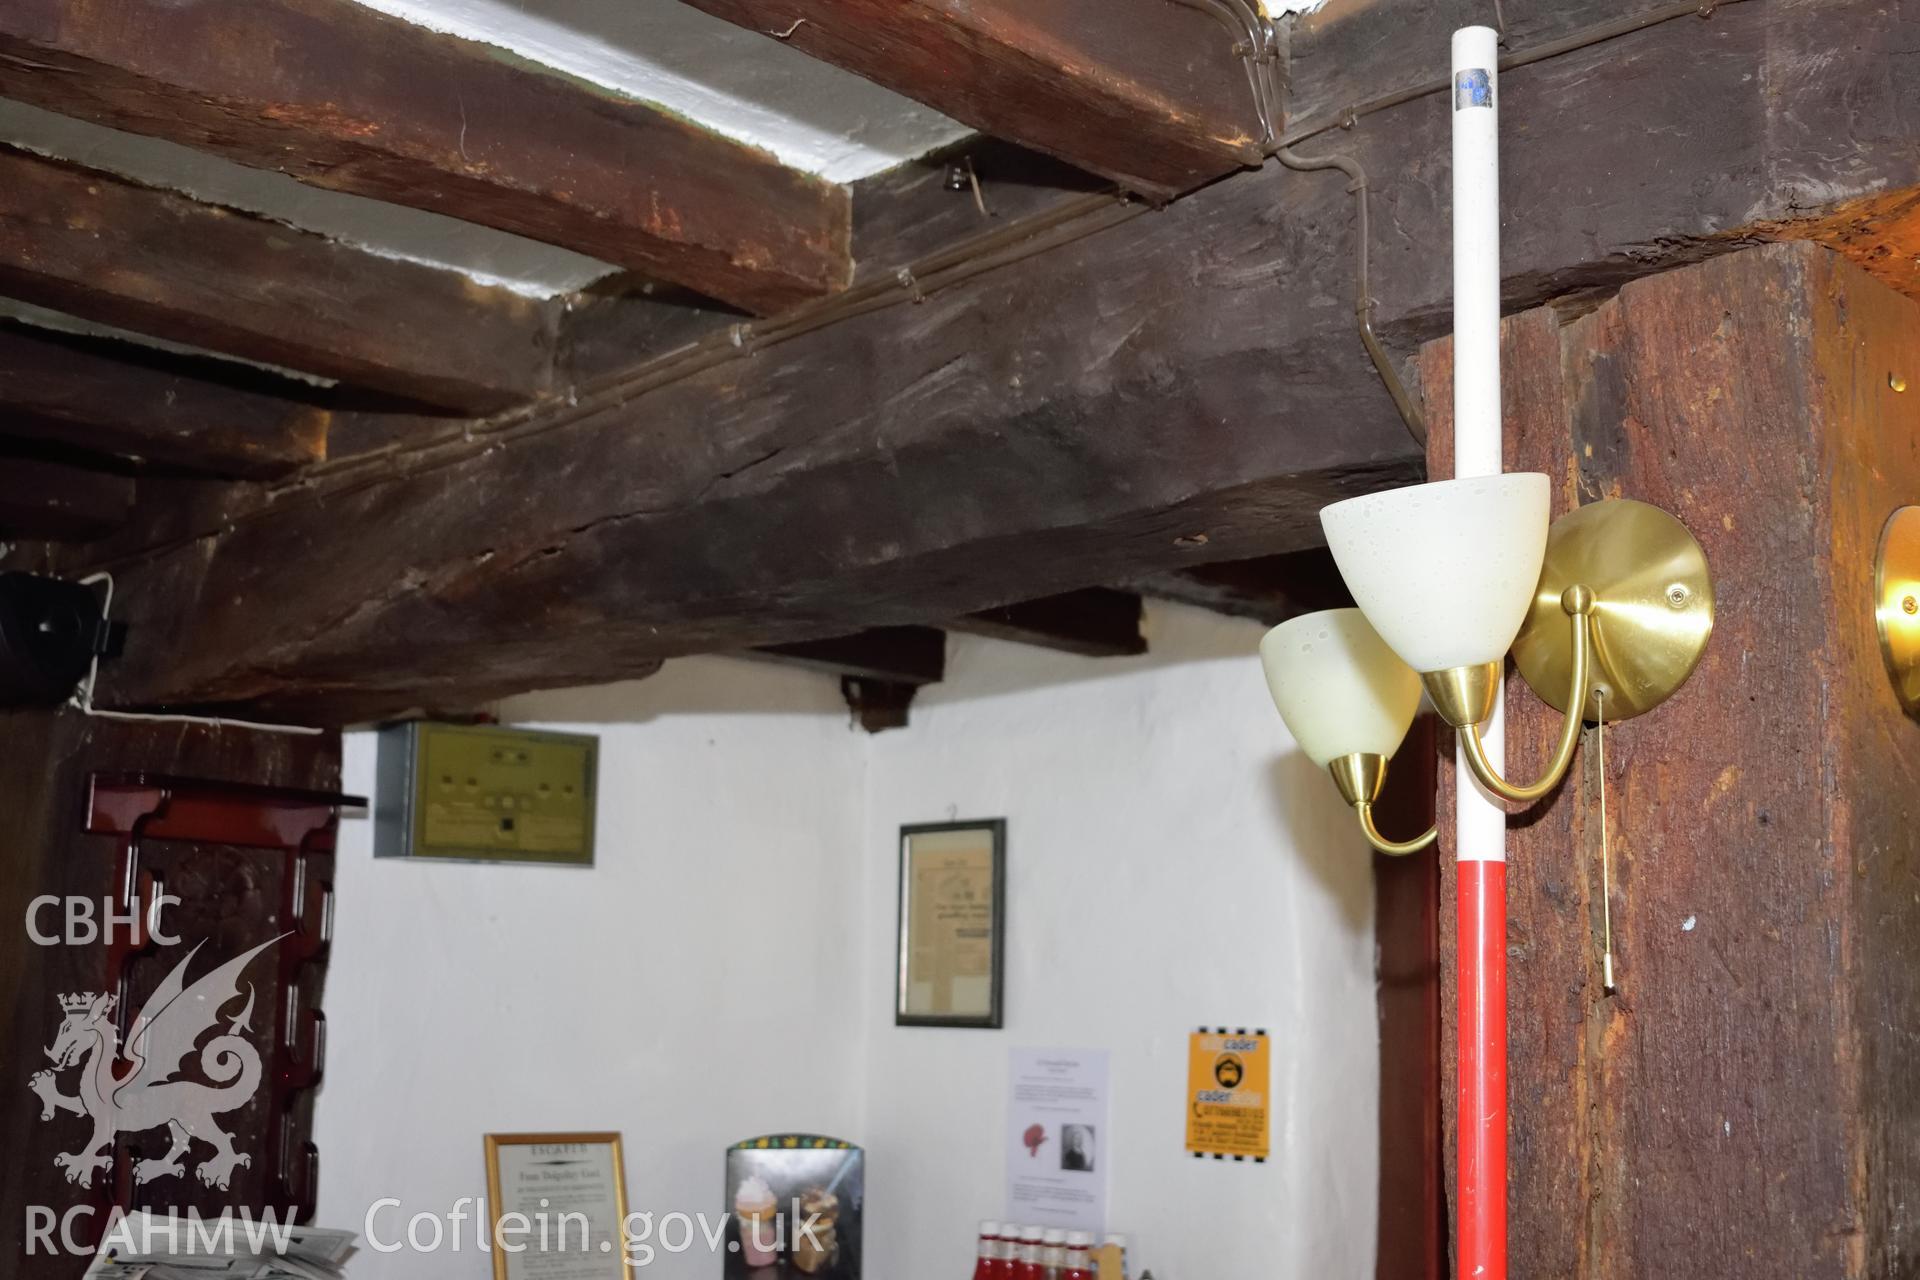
1455, 68, 1493, 110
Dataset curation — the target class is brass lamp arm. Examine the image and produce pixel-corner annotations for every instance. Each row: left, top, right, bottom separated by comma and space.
1328, 752, 1440, 856
1355, 802, 1438, 856
1457, 586, 1594, 804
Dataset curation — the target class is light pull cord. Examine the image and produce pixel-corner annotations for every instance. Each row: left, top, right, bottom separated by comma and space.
1595, 689, 1617, 993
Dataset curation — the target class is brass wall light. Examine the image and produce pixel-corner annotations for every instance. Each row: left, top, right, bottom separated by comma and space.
1260, 609, 1436, 853
1262, 473, 1715, 854
1877, 506, 1920, 715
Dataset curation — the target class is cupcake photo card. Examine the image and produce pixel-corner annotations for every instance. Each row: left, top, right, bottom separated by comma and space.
725, 1137, 864, 1279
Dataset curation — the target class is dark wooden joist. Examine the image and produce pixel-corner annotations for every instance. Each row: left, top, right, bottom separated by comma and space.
0, 0, 852, 315
0, 147, 554, 413
849, 138, 1112, 280
837, 678, 920, 734
23, 0, 1920, 724
322, 139, 1122, 465
0, 322, 327, 478
753, 625, 947, 733
1134, 548, 1353, 627
0, 457, 133, 541
752, 626, 947, 687
952, 589, 1146, 658
676, 0, 1265, 200
1284, 0, 1920, 337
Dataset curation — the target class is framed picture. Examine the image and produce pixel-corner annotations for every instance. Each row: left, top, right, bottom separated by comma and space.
484, 1132, 633, 1280
895, 819, 1006, 1028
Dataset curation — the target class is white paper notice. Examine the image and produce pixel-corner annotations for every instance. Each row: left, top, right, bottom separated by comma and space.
1005, 1048, 1111, 1233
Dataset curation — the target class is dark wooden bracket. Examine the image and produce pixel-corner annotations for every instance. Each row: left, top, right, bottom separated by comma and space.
840, 676, 920, 733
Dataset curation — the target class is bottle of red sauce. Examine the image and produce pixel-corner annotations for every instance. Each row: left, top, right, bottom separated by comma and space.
1013, 1225, 1046, 1280
1061, 1232, 1096, 1280
998, 1220, 1029, 1280
1041, 1229, 1068, 1280
973, 1222, 1000, 1280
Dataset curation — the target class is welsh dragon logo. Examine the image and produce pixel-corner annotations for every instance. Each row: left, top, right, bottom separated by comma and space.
29, 935, 281, 1190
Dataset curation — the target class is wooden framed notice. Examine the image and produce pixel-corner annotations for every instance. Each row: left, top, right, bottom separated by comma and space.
484, 1132, 634, 1280
896, 819, 1006, 1029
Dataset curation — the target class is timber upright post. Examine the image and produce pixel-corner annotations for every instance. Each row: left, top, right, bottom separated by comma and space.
1426, 241, 1920, 1279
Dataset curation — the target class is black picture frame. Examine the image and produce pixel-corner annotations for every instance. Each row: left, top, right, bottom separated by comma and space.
895, 819, 1007, 1029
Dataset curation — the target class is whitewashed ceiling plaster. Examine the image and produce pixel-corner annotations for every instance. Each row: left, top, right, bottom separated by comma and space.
0, 0, 968, 306
355, 0, 971, 182
0, 98, 614, 299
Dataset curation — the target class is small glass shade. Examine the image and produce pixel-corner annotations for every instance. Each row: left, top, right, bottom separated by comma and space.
1320, 473, 1551, 673
1260, 608, 1423, 767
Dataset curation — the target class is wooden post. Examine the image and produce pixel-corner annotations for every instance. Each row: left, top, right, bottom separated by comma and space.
1422, 240, 1920, 1277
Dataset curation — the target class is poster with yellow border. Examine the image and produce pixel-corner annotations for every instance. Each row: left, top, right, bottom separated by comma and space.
1185, 1028, 1270, 1161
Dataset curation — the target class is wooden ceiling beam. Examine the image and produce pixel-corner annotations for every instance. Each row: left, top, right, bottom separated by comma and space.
952, 589, 1147, 659
1134, 548, 1354, 627
22, 0, 1918, 724
675, 0, 1265, 200
325, 137, 1109, 464
848, 138, 1111, 280
0, 147, 555, 413
27, 137, 1419, 719
752, 627, 947, 687
0, 322, 327, 478
0, 457, 133, 542
0, 0, 850, 314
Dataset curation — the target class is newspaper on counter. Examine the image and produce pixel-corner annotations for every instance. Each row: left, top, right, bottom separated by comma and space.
81, 1211, 357, 1280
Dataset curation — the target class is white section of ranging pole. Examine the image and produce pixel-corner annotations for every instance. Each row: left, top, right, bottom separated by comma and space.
1452, 25, 1507, 863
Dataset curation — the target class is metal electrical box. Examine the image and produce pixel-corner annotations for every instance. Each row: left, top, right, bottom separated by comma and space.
374, 722, 599, 865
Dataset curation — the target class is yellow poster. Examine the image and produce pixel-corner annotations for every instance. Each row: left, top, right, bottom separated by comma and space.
1185, 1028, 1270, 1161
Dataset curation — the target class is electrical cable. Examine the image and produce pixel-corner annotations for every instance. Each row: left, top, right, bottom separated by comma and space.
1269, 0, 1741, 157
1256, 0, 1745, 447
1273, 143, 1429, 447
1169, 0, 1281, 148
66, 572, 324, 736
1595, 689, 1617, 992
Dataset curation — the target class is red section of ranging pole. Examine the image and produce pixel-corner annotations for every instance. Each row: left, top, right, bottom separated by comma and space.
1456, 858, 1508, 1280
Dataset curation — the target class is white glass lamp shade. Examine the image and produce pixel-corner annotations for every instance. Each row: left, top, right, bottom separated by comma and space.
1319, 473, 1551, 673
1260, 608, 1423, 767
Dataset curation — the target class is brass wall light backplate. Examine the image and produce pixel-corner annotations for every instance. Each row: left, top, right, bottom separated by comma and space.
1512, 499, 1715, 723
1875, 506, 1920, 715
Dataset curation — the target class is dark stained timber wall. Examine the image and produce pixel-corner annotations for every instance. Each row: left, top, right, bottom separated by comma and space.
1423, 242, 1920, 1278
0, 715, 341, 1279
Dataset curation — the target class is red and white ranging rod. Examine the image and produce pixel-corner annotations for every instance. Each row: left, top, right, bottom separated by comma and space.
1450, 25, 1508, 1280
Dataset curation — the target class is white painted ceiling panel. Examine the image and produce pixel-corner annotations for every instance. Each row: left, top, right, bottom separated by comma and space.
350, 0, 971, 181
0, 99, 617, 298
0, 0, 972, 311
